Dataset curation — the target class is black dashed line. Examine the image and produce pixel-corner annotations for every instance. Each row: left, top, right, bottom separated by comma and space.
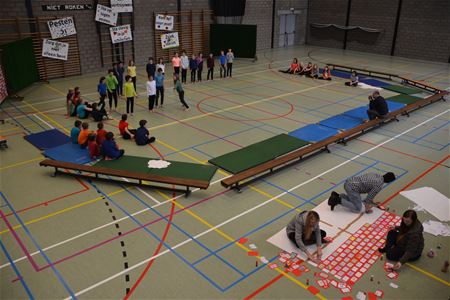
104, 202, 109, 206
109, 208, 113, 213
125, 274, 130, 282
124, 262, 128, 269
118, 232, 122, 236
112, 216, 117, 221
126, 288, 130, 294
121, 241, 125, 247
122, 251, 127, 258
115, 223, 120, 229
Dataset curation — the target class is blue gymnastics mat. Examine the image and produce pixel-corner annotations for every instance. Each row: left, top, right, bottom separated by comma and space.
43, 143, 93, 164
359, 78, 391, 88
343, 101, 406, 121
289, 124, 339, 143
24, 129, 70, 150
319, 115, 364, 131
319, 68, 356, 79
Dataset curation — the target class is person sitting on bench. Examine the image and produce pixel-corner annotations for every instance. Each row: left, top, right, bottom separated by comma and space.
378, 210, 424, 271
101, 132, 125, 160
367, 91, 388, 121
320, 65, 332, 80
328, 172, 396, 213
345, 71, 359, 86
118, 114, 135, 140
286, 211, 327, 263
280, 58, 299, 74
303, 62, 313, 77
135, 120, 156, 145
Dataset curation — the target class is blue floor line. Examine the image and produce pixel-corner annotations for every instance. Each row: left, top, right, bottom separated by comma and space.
0, 239, 35, 299
0, 192, 77, 299
119, 184, 246, 277
411, 121, 450, 143
86, 180, 226, 292
0, 107, 32, 134
8, 101, 47, 131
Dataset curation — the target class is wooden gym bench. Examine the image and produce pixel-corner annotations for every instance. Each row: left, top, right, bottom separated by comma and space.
221, 91, 447, 190
39, 159, 211, 197
330, 64, 399, 80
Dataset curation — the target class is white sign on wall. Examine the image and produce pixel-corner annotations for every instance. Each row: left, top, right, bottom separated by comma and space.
155, 14, 174, 31
160, 32, 179, 49
111, 0, 133, 13
110, 24, 132, 44
47, 17, 77, 39
42, 39, 69, 61
95, 4, 117, 26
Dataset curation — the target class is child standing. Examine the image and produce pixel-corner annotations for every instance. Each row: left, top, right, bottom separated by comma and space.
174, 74, 189, 111
88, 133, 100, 159
135, 120, 156, 145
106, 69, 119, 111
119, 114, 136, 140
154, 68, 165, 108
180, 51, 189, 83
219, 50, 227, 78
226, 48, 234, 77
98, 77, 107, 110
66, 89, 74, 116
96, 122, 107, 145
207, 53, 215, 80
156, 58, 165, 74
146, 75, 156, 111
189, 54, 197, 83
71, 120, 82, 144
127, 60, 137, 91
124, 75, 137, 115
172, 52, 181, 78
117, 62, 125, 96
146, 57, 156, 78
196, 53, 204, 82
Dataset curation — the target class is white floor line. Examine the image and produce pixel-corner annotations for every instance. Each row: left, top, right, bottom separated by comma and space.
32, 114, 54, 129
121, 178, 161, 205
64, 108, 450, 299
0, 177, 225, 270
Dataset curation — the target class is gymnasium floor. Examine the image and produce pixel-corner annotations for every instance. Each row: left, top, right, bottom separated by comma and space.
0, 45, 449, 299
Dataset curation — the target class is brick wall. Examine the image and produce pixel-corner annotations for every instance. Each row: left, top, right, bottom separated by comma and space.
394, 0, 450, 62
241, 0, 273, 50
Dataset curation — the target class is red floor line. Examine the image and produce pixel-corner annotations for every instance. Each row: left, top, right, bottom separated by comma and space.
4, 176, 89, 217
243, 274, 284, 300
123, 146, 176, 299
355, 137, 442, 166
382, 155, 449, 205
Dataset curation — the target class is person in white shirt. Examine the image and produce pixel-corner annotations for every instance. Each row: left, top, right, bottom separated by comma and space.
146, 75, 156, 112
226, 48, 234, 77
156, 57, 165, 75
180, 51, 189, 83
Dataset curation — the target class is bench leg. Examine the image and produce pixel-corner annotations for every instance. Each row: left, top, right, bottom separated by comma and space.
234, 183, 242, 193
52, 167, 58, 177
325, 145, 331, 153
185, 187, 191, 197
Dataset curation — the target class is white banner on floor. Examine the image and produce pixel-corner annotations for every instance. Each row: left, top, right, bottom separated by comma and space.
47, 17, 77, 39
400, 187, 450, 221
95, 4, 117, 26
155, 14, 174, 31
160, 32, 179, 49
42, 39, 69, 61
110, 24, 132, 44
111, 0, 133, 13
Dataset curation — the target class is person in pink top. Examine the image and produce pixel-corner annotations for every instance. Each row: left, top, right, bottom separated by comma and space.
172, 52, 181, 76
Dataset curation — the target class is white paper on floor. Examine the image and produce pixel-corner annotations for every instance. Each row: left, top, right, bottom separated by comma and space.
313, 197, 384, 233
400, 187, 450, 221
358, 82, 383, 90
266, 223, 349, 265
423, 220, 450, 236
147, 159, 171, 169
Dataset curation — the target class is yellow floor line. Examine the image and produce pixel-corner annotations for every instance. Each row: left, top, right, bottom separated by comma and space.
406, 263, 450, 286
22, 100, 70, 134
0, 157, 43, 170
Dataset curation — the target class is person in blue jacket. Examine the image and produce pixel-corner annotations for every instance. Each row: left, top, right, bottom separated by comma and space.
189, 54, 198, 83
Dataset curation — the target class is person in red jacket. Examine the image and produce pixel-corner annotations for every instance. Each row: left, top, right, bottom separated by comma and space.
321, 65, 332, 80
280, 58, 299, 74
87, 133, 100, 159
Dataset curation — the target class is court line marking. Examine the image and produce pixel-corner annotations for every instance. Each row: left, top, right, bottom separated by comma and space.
63, 107, 449, 299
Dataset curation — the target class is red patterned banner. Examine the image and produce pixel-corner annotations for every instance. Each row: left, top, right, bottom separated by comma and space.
0, 65, 7, 104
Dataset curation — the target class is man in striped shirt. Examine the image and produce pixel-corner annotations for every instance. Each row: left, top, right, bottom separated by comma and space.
328, 172, 396, 213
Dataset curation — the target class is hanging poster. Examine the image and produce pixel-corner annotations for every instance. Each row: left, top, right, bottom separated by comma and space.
42, 39, 69, 61
111, 0, 133, 13
110, 25, 132, 44
0, 66, 7, 104
95, 4, 117, 26
155, 14, 174, 31
160, 32, 179, 49
47, 17, 77, 39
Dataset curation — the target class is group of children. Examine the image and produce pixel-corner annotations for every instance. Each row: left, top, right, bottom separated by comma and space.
70, 114, 155, 160
280, 58, 332, 80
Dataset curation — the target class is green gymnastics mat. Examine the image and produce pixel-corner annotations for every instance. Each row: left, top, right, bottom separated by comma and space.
208, 134, 310, 174
383, 84, 422, 95
94, 155, 217, 182
386, 94, 422, 105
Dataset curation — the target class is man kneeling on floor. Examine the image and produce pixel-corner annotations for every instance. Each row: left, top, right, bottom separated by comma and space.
286, 211, 327, 263
328, 172, 396, 213
367, 91, 388, 121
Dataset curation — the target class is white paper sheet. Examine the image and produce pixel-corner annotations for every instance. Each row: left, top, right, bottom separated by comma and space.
147, 160, 171, 169
423, 220, 450, 236
400, 187, 450, 221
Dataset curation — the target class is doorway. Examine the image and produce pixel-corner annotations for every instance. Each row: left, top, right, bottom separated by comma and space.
279, 13, 296, 47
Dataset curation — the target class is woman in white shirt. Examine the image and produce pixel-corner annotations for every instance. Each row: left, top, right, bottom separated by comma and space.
146, 75, 156, 112
156, 58, 165, 75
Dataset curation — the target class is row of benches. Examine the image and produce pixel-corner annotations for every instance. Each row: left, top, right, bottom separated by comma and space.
221, 91, 447, 190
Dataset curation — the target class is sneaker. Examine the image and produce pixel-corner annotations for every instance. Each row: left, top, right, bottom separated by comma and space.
328, 192, 341, 211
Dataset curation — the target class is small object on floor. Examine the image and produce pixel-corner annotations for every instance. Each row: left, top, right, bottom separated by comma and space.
0, 136, 7, 149
380, 255, 383, 261
427, 249, 435, 258
374, 289, 384, 298
370, 275, 374, 282
437, 244, 441, 249
356, 291, 366, 300
238, 237, 248, 244
386, 272, 398, 279
377, 281, 380, 285
260, 256, 269, 264
306, 279, 309, 285
442, 261, 449, 273
389, 283, 399, 289
249, 243, 257, 249
247, 250, 258, 256
255, 260, 258, 267
269, 263, 278, 269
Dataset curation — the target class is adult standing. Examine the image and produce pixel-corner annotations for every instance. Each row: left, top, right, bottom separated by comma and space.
207, 53, 215, 80
180, 51, 189, 84
226, 48, 235, 77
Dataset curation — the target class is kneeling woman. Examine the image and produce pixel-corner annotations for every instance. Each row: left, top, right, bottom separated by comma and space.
379, 210, 424, 270
286, 211, 326, 263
